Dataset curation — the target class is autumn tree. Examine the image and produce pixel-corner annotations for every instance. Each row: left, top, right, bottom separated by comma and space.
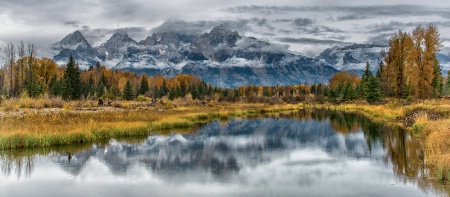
382, 31, 411, 98
406, 25, 441, 99
432, 58, 444, 97
5, 43, 15, 97
381, 24, 442, 99
25, 43, 36, 96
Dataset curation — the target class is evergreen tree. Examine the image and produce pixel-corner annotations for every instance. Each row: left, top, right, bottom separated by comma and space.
122, 80, 134, 100
190, 84, 199, 100
62, 56, 82, 100
361, 62, 374, 98
27, 81, 43, 98
364, 76, 383, 103
100, 73, 109, 89
161, 80, 169, 97
108, 86, 118, 99
87, 75, 95, 97
432, 58, 444, 97
361, 62, 373, 85
50, 79, 63, 97
168, 87, 176, 100
96, 81, 105, 98
344, 83, 357, 101
446, 71, 450, 96
376, 61, 384, 80
153, 86, 160, 99
139, 73, 149, 95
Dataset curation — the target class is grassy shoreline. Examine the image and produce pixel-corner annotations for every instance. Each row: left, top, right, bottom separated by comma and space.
313, 99, 450, 181
0, 102, 299, 149
1, 99, 450, 180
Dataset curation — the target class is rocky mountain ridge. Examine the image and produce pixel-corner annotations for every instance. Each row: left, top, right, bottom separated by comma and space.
51, 25, 339, 87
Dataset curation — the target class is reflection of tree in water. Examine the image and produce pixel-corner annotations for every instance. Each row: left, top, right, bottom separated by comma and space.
1, 110, 448, 195
328, 111, 361, 135
381, 126, 450, 195
0, 156, 33, 179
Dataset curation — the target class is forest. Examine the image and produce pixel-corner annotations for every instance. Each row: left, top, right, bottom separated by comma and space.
0, 24, 449, 106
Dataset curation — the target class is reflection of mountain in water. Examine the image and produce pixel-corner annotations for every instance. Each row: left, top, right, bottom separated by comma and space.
49, 113, 380, 181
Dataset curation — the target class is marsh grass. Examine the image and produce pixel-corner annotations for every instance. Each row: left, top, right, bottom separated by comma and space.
311, 99, 450, 180
0, 103, 298, 149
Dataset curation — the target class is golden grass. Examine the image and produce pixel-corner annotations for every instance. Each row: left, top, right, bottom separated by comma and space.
423, 119, 450, 171
311, 99, 450, 181
2, 97, 450, 181
0, 102, 299, 149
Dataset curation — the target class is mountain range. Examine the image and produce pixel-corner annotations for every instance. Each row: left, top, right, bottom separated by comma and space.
51, 25, 450, 87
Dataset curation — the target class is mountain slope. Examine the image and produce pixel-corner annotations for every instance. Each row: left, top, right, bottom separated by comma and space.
96, 32, 137, 60
51, 25, 339, 87
52, 31, 105, 65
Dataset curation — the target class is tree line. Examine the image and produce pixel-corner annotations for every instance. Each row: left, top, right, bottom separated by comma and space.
0, 24, 449, 104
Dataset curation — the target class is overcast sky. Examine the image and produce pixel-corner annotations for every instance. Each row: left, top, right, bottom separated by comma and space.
1, 0, 450, 57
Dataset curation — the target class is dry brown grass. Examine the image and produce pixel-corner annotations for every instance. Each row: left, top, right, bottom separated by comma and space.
0, 102, 300, 149
423, 119, 450, 170
312, 99, 450, 180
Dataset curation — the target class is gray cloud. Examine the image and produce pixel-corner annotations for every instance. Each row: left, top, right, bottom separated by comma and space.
277, 37, 350, 45
293, 18, 314, 26
365, 21, 450, 34
63, 21, 80, 27
366, 33, 393, 44
151, 20, 253, 35
279, 29, 293, 34
275, 19, 293, 23
334, 15, 371, 21
222, 4, 450, 18
296, 26, 343, 34
78, 26, 148, 46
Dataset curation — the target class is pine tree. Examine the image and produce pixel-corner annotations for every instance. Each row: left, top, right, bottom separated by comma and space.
122, 80, 134, 100
62, 56, 82, 100
161, 80, 169, 97
168, 87, 176, 100
50, 79, 63, 97
87, 75, 95, 97
364, 76, 383, 103
446, 71, 450, 96
361, 63, 374, 98
96, 81, 105, 98
100, 73, 109, 89
432, 58, 444, 97
139, 73, 149, 95
361, 62, 373, 85
376, 61, 384, 80
344, 83, 357, 101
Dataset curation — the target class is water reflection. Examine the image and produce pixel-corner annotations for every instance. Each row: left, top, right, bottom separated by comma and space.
0, 109, 448, 196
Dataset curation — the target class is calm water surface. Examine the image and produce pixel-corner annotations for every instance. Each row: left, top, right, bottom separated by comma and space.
0, 110, 447, 197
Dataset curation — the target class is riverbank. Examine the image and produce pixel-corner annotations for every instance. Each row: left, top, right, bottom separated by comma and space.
1, 98, 449, 180
315, 99, 450, 181
0, 101, 299, 149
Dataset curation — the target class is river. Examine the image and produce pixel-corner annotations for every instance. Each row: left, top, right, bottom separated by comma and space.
0, 110, 447, 196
